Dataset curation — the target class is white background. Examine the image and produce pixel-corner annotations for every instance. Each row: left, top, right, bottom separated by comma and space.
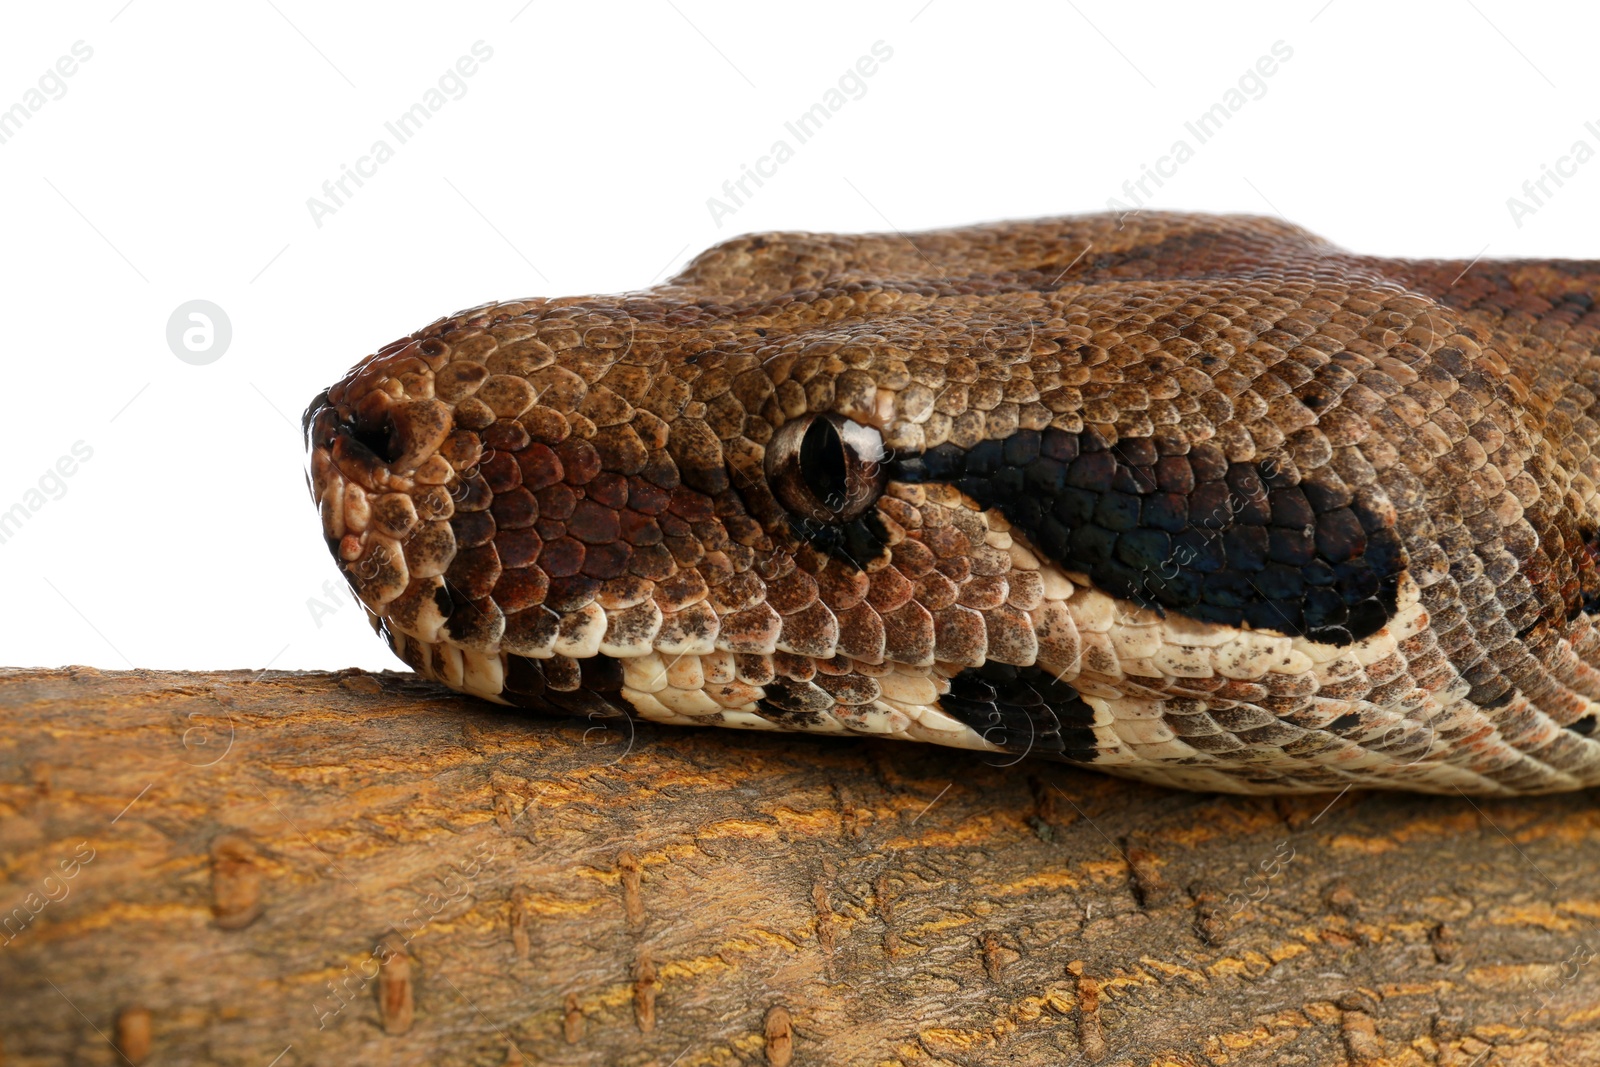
2, 0, 1596, 673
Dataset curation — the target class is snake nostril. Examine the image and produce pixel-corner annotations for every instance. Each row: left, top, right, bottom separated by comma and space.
345, 410, 405, 465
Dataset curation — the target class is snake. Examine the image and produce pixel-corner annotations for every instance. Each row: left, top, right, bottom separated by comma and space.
303, 212, 1600, 795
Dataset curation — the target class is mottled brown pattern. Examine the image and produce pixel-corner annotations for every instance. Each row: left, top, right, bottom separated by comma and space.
305, 213, 1600, 794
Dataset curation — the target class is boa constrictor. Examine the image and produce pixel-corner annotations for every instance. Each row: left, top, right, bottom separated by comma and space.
304, 213, 1600, 795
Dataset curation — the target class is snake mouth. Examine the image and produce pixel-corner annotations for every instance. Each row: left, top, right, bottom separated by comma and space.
391, 630, 634, 722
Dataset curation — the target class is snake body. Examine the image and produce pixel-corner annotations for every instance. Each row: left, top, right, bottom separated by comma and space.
304, 213, 1600, 794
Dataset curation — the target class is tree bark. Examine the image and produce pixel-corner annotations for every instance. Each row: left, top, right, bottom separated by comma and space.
2, 666, 1599, 1066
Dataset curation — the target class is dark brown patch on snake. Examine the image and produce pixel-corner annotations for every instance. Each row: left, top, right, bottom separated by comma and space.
893, 428, 1404, 645
942, 662, 1099, 761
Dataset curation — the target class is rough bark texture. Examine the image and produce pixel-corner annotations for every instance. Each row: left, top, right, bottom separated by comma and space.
1, 667, 1598, 1067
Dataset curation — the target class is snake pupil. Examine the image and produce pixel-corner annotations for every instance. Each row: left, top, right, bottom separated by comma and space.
799, 416, 849, 512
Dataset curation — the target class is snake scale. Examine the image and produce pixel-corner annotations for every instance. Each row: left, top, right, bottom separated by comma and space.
304, 213, 1600, 795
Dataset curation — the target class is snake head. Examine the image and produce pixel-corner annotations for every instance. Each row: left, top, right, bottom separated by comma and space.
302, 247, 1073, 754
304, 243, 1107, 768
306, 215, 1600, 794
307, 293, 851, 729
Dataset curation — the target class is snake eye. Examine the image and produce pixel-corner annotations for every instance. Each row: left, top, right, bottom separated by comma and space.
766, 413, 886, 524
